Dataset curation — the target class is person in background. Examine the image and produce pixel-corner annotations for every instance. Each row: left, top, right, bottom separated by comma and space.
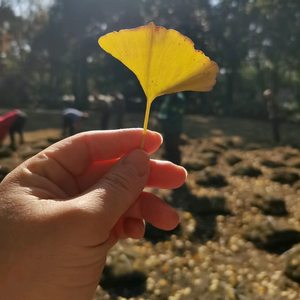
93, 94, 114, 130
62, 108, 89, 137
9, 110, 27, 150
158, 92, 187, 165
0, 109, 27, 150
263, 89, 281, 143
100, 101, 113, 130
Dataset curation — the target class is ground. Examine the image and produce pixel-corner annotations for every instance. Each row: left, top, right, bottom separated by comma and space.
2, 110, 300, 300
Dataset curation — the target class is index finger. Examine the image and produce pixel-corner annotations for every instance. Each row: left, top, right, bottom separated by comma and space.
40, 129, 162, 177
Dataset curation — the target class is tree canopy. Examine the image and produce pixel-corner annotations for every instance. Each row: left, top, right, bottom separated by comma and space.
0, 0, 300, 116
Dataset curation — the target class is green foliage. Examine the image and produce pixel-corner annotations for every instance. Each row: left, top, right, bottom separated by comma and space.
0, 0, 300, 116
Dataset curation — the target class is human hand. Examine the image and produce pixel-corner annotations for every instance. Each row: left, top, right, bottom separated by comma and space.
0, 129, 186, 300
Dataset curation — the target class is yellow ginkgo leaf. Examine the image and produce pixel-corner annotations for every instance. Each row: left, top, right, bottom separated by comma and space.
99, 22, 219, 148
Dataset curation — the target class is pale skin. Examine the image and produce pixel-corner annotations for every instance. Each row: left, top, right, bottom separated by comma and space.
0, 129, 186, 300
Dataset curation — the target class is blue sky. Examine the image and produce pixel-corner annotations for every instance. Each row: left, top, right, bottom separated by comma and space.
12, 0, 220, 17
11, 0, 53, 16
210, 0, 220, 5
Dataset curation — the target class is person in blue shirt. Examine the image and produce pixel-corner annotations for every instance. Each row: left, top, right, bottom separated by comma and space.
63, 108, 89, 137
158, 92, 186, 165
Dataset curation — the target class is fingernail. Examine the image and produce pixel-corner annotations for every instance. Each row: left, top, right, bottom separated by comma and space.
158, 133, 163, 145
123, 149, 150, 177
136, 219, 145, 235
181, 166, 188, 178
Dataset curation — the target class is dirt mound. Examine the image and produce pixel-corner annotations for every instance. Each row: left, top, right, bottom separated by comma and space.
4, 124, 300, 300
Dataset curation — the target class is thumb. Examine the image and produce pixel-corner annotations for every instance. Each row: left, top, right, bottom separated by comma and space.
85, 149, 150, 229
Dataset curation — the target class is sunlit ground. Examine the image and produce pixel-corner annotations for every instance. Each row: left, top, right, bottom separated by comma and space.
2, 111, 300, 300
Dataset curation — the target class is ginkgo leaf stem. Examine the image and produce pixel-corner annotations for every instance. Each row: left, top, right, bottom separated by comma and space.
140, 100, 152, 149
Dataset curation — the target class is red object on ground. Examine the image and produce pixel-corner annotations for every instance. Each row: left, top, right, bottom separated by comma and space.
0, 110, 20, 142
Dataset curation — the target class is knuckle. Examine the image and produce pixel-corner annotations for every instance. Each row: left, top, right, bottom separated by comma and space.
103, 167, 136, 194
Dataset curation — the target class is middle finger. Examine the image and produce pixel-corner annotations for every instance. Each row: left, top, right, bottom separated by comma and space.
76, 159, 187, 192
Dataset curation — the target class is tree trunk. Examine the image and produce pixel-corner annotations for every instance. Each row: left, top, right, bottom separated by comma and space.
226, 64, 237, 110
73, 45, 89, 110
272, 64, 279, 94
255, 60, 265, 95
